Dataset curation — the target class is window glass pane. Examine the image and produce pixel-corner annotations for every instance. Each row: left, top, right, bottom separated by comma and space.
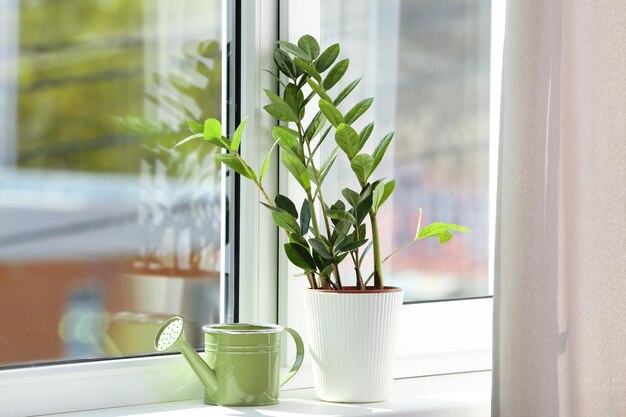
321, 0, 491, 301
0, 0, 222, 367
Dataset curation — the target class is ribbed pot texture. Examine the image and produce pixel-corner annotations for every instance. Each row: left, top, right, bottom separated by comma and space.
303, 287, 404, 402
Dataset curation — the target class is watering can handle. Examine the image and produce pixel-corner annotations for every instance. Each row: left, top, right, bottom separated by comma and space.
280, 327, 305, 386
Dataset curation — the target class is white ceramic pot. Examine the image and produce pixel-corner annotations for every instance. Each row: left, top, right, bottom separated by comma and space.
303, 287, 404, 402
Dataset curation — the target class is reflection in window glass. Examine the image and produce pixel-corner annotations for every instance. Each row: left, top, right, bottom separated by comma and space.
322, 0, 490, 301
0, 0, 222, 366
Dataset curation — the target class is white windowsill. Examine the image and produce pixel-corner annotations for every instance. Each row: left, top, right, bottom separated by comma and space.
43, 371, 491, 417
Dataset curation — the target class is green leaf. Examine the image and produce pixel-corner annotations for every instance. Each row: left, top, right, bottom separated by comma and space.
275, 194, 299, 218
355, 193, 373, 224
294, 63, 304, 79
260, 139, 280, 182
354, 223, 367, 240
300, 199, 311, 235
334, 233, 352, 250
303, 112, 327, 142
418, 222, 471, 243
272, 211, 301, 234
264, 104, 296, 122
333, 77, 361, 106
204, 118, 222, 140
294, 58, 322, 82
215, 153, 255, 179
272, 125, 300, 140
439, 231, 454, 243
309, 238, 333, 259
174, 133, 202, 149
327, 209, 357, 225
318, 99, 344, 127
447, 224, 471, 232
350, 153, 374, 183
315, 43, 340, 72
332, 219, 352, 240
330, 199, 345, 211
283, 83, 304, 116
187, 121, 204, 134
231, 117, 248, 151
371, 132, 394, 174
261, 68, 288, 88
344, 98, 373, 125
341, 188, 361, 207
284, 242, 316, 272
281, 151, 311, 191
335, 123, 360, 159
260, 202, 281, 213
264, 89, 299, 121
373, 180, 395, 211
298, 35, 320, 60
320, 235, 332, 248
312, 250, 330, 271
277, 40, 310, 60
289, 233, 309, 248
330, 227, 347, 247
323, 59, 349, 90
337, 238, 368, 253
273, 126, 305, 161
359, 181, 375, 201
358, 122, 375, 152
307, 79, 331, 102
204, 136, 231, 150
321, 264, 336, 278
273, 48, 298, 79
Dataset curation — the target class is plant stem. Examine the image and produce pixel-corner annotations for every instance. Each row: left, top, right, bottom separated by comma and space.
256, 181, 274, 206
231, 151, 274, 206
309, 126, 333, 161
333, 264, 343, 289
382, 208, 422, 263
303, 138, 342, 289
357, 178, 384, 289
351, 252, 365, 290
369, 210, 383, 289
307, 272, 318, 289
296, 121, 322, 239
306, 190, 321, 236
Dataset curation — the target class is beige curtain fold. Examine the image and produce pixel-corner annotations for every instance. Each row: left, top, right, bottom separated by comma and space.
492, 1, 626, 416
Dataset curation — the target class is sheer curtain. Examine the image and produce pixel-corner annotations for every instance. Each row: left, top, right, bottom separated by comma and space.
492, 1, 626, 416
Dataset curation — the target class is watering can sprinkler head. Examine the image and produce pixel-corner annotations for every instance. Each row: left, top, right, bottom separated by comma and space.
155, 316, 185, 352
154, 316, 218, 396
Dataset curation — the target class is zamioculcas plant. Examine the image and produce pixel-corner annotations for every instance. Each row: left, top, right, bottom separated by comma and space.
177, 34, 468, 291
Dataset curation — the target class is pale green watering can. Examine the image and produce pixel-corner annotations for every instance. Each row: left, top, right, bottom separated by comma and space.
154, 316, 304, 406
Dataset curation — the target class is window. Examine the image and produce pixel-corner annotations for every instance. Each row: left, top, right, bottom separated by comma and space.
320, 0, 491, 303
0, 0, 501, 414
0, 0, 223, 365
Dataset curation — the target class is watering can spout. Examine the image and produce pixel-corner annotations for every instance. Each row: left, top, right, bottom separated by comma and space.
154, 316, 218, 396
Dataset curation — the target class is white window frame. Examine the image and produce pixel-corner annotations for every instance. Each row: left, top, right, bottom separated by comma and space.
0, 0, 505, 414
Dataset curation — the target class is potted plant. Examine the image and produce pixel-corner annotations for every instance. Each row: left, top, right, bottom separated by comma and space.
177, 34, 468, 402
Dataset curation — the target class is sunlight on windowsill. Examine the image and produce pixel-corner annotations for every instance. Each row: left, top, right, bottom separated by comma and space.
45, 371, 491, 417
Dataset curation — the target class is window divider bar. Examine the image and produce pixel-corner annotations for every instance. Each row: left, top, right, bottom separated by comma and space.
235, 0, 280, 325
